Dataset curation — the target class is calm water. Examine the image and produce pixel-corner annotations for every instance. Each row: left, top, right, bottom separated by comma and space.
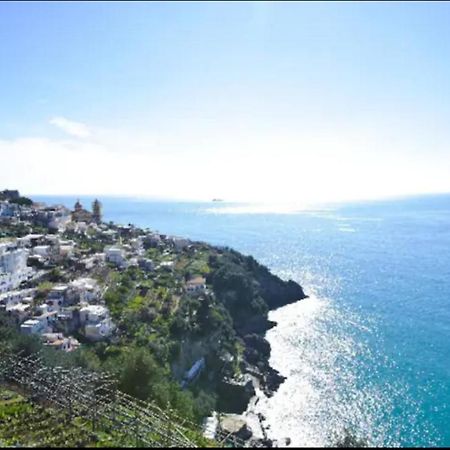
35, 194, 450, 447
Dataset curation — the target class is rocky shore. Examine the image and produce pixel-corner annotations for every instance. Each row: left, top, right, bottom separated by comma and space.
215, 288, 307, 446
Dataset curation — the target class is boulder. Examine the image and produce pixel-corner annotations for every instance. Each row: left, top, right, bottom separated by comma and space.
264, 368, 287, 395
217, 375, 256, 413
220, 415, 253, 441
244, 334, 271, 357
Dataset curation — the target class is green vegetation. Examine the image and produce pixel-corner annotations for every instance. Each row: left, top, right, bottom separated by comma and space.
0, 385, 214, 448
0, 388, 106, 447
63, 229, 106, 254
0, 204, 306, 448
208, 251, 268, 322
0, 314, 42, 357
0, 236, 297, 425
0, 221, 33, 238
7, 247, 257, 423
9, 196, 33, 207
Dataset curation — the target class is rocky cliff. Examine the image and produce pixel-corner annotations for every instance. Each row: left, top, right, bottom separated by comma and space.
206, 247, 307, 413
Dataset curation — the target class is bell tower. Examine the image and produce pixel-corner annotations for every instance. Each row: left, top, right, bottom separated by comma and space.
92, 199, 102, 224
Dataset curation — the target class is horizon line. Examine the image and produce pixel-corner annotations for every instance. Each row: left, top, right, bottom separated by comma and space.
22, 190, 450, 207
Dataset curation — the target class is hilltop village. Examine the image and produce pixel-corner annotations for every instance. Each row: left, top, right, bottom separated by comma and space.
0, 193, 200, 349
0, 191, 215, 363
0, 189, 306, 444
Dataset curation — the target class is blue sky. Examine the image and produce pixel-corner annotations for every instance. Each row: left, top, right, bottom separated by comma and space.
1, 2, 450, 204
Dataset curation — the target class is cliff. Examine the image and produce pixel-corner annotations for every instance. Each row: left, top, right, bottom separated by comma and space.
204, 247, 307, 412
0, 193, 307, 427
207, 248, 306, 326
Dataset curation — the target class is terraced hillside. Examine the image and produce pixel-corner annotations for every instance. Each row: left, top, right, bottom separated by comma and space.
0, 352, 247, 448
0, 387, 118, 447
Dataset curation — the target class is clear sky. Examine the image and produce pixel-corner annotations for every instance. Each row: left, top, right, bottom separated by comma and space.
1, 1, 450, 204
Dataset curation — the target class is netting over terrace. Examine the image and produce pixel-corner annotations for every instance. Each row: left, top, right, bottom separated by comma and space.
0, 351, 249, 448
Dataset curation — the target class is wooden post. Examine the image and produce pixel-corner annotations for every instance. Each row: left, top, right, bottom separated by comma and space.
166, 402, 173, 448
92, 381, 98, 432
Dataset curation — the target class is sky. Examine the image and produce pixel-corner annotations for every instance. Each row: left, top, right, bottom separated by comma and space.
1, 1, 450, 205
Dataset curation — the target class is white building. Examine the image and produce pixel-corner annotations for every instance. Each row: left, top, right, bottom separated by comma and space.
21, 311, 58, 335
100, 229, 118, 241
79, 304, 115, 341
129, 237, 145, 257
85, 318, 115, 341
47, 285, 69, 306
171, 236, 190, 251
47, 206, 72, 232
0, 202, 17, 218
128, 257, 139, 267
105, 246, 127, 268
58, 239, 75, 258
16, 234, 44, 249
6, 302, 31, 324
76, 222, 88, 233
0, 242, 33, 293
0, 242, 29, 272
41, 333, 80, 352
37, 303, 53, 315
0, 288, 35, 308
159, 261, 174, 271
69, 278, 101, 303
79, 304, 109, 324
21, 319, 47, 335
32, 245, 51, 258
143, 233, 162, 248
186, 276, 207, 295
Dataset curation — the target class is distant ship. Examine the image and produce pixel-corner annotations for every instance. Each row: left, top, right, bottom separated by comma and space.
212, 198, 224, 202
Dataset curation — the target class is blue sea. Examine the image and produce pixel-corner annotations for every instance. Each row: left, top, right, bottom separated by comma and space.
34, 194, 450, 447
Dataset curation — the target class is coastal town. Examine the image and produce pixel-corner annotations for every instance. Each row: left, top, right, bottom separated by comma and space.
0, 188, 305, 447
0, 189, 207, 358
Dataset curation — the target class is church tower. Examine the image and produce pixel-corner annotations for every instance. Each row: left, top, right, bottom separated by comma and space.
92, 199, 102, 224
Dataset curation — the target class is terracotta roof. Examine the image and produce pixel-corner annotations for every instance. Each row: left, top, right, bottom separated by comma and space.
187, 276, 206, 286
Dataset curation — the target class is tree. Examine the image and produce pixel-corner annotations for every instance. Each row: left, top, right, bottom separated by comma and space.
114, 346, 167, 402
9, 196, 33, 206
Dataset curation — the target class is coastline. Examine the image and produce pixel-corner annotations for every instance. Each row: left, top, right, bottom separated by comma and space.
218, 297, 307, 447
5, 194, 448, 446
0, 191, 308, 446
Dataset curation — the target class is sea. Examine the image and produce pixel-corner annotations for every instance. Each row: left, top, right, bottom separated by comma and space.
34, 193, 450, 447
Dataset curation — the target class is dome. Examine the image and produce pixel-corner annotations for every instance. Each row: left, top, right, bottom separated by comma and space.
74, 199, 83, 211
